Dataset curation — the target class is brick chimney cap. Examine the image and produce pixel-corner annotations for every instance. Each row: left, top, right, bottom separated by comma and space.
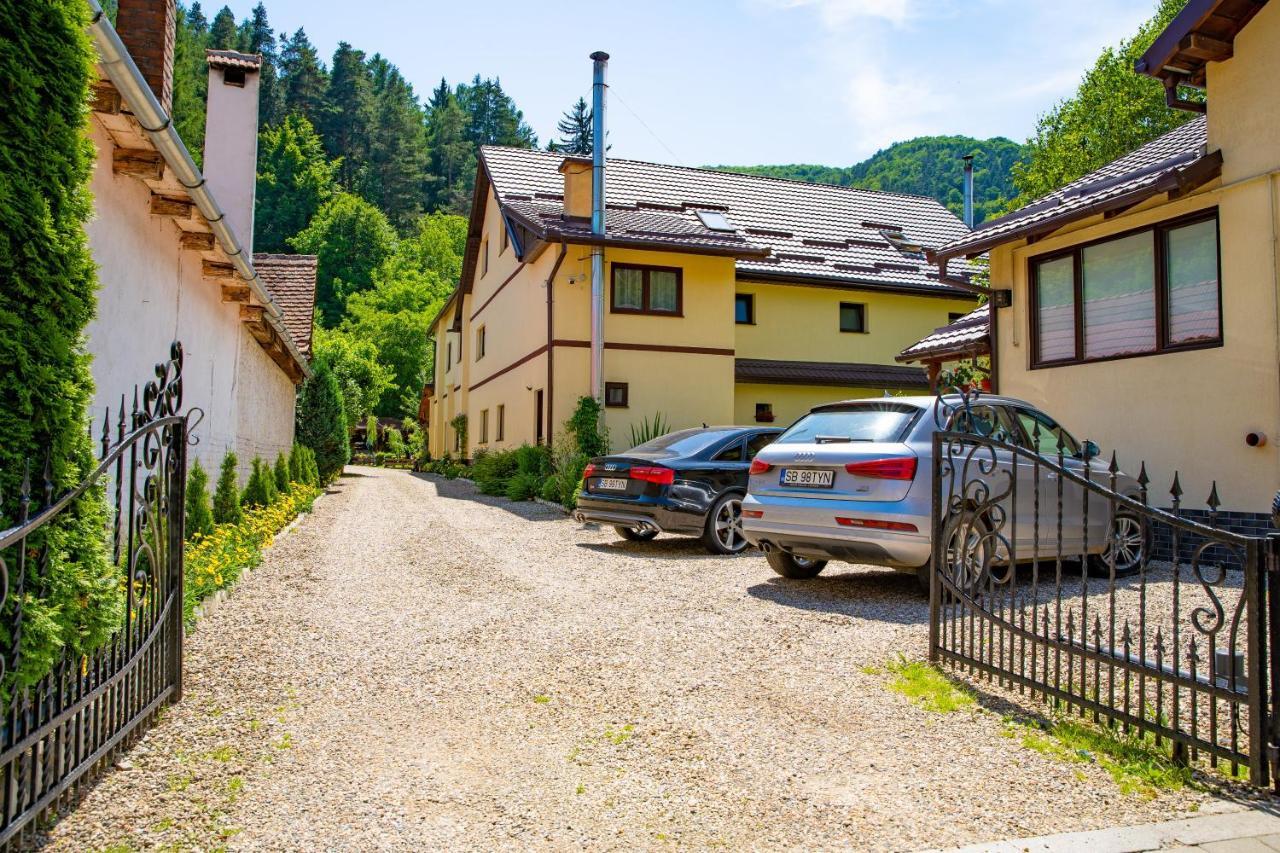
206, 49, 263, 71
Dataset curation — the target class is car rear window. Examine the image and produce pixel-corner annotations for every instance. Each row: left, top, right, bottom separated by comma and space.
629, 428, 741, 458
776, 404, 919, 445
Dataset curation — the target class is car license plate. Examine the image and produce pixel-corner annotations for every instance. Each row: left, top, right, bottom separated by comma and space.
595, 477, 628, 491
780, 468, 834, 488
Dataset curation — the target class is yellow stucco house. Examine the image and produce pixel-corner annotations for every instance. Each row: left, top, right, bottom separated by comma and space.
930, 0, 1277, 530
425, 149, 976, 457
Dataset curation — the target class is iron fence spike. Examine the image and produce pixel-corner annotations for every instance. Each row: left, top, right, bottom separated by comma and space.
1170, 471, 1182, 501
1137, 461, 1149, 489
1207, 480, 1221, 513
1108, 450, 1119, 476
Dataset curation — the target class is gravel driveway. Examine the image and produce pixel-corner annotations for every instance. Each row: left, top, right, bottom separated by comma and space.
39, 466, 1249, 852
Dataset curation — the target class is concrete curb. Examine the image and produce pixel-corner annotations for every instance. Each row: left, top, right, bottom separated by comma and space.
925, 802, 1280, 853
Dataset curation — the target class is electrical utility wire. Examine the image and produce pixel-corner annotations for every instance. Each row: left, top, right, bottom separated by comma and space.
609, 85, 686, 165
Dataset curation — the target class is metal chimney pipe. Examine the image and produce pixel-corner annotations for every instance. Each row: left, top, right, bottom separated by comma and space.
962, 154, 975, 229
589, 51, 609, 403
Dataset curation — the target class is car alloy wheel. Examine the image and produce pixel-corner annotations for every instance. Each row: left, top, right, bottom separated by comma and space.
942, 511, 992, 595
713, 496, 746, 553
1093, 508, 1147, 577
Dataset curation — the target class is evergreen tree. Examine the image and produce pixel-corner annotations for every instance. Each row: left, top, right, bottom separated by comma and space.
288, 443, 305, 483
208, 5, 238, 50
360, 57, 430, 231
1011, 0, 1196, 204
550, 97, 594, 155
320, 42, 375, 188
425, 91, 475, 213
0, 0, 120, 687
296, 360, 350, 485
279, 28, 329, 119
273, 453, 291, 493
212, 451, 242, 525
185, 458, 215, 540
245, 3, 284, 126
427, 78, 451, 113
255, 114, 338, 253
172, 2, 209, 166
187, 1, 208, 33
240, 457, 274, 508
288, 192, 397, 324
456, 75, 537, 148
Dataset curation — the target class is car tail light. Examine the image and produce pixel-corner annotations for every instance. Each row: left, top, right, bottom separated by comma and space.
583, 463, 598, 480
749, 459, 773, 475
742, 509, 764, 519
835, 516, 919, 532
845, 456, 918, 480
630, 465, 675, 485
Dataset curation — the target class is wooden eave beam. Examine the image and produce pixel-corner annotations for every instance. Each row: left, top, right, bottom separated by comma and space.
1180, 31, 1233, 60
91, 81, 121, 114
203, 259, 237, 279
113, 148, 164, 180
150, 194, 192, 218
179, 231, 216, 251
220, 284, 251, 303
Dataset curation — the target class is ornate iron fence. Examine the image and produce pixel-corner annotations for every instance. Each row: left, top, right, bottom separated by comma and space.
927, 392, 1275, 787
0, 343, 192, 847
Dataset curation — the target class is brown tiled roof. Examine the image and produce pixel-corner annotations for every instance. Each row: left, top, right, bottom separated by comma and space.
897, 306, 991, 363
253, 254, 317, 357
933, 117, 1220, 262
481, 146, 974, 297
735, 358, 928, 390
206, 49, 263, 71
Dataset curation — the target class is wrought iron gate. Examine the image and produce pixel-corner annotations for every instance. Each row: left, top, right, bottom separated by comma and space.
0, 343, 191, 846
927, 392, 1275, 787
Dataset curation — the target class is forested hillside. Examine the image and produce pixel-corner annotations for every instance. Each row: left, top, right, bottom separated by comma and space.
710, 136, 1025, 225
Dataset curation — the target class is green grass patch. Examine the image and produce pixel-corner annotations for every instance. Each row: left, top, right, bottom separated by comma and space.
532, 694, 551, 704
883, 657, 975, 713
1004, 715, 1193, 798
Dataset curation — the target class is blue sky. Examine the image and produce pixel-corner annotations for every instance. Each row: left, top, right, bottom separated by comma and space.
215, 0, 1157, 166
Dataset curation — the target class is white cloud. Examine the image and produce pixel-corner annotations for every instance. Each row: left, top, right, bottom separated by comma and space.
841, 66, 946, 153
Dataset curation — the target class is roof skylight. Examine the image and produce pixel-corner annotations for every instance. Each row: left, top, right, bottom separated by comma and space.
880, 229, 925, 260
695, 210, 737, 232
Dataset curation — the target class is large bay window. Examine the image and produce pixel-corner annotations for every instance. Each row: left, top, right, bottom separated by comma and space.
1031, 211, 1220, 367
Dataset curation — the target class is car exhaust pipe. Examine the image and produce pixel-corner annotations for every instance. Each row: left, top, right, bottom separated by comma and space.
573, 512, 586, 523
759, 541, 774, 553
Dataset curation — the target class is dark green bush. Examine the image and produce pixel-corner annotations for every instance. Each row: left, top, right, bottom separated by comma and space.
296, 359, 349, 484
0, 0, 119, 689
538, 476, 561, 503
273, 453, 290, 493
184, 459, 214, 540
213, 452, 242, 525
240, 457, 275, 509
472, 448, 519, 495
505, 471, 542, 501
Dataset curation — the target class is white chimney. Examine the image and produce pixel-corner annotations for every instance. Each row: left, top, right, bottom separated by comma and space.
203, 50, 262, 253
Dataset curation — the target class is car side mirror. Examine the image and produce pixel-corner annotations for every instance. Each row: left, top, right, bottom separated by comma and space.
1080, 440, 1100, 461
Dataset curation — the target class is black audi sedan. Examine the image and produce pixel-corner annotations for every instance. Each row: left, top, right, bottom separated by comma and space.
573, 426, 782, 554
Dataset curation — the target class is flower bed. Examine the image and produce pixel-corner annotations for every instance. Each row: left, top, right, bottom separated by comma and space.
183, 484, 321, 624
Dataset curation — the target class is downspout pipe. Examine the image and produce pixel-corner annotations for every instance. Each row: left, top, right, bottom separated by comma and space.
589, 51, 609, 403
545, 243, 567, 448
86, 0, 310, 378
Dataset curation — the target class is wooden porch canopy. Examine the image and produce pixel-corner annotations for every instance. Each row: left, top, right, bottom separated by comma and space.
896, 306, 991, 391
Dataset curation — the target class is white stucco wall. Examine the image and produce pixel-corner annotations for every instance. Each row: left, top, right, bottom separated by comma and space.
82, 121, 297, 487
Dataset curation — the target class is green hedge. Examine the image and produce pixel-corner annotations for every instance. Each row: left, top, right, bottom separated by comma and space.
0, 0, 120, 688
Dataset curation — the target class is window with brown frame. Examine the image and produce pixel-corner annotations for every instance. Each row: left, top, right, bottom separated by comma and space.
755, 403, 774, 423
500, 219, 509, 254
481, 238, 489, 278
839, 302, 867, 333
479, 409, 489, 444
496, 404, 505, 441
604, 382, 629, 408
735, 293, 754, 325
1030, 210, 1221, 368
446, 341, 452, 370
611, 263, 682, 315
476, 325, 486, 361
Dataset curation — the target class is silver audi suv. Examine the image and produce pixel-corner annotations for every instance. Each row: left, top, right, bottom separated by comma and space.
740, 395, 1145, 587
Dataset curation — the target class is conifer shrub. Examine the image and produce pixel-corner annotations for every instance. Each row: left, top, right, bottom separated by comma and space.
0, 0, 120, 688
240, 458, 274, 510
288, 443, 305, 484
273, 453, 290, 493
213, 452, 242, 525
296, 359, 349, 484
184, 459, 215, 541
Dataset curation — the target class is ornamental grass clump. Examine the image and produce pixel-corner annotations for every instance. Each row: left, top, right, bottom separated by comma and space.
184, 484, 321, 623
